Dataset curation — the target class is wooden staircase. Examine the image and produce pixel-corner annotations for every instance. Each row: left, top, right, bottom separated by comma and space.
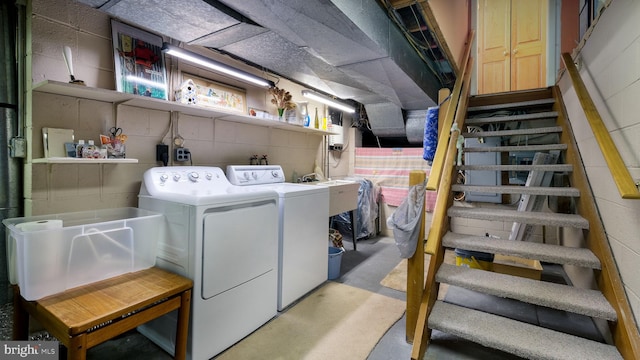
411, 87, 640, 359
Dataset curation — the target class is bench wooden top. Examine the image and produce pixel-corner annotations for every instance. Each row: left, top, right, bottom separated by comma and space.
26, 267, 193, 336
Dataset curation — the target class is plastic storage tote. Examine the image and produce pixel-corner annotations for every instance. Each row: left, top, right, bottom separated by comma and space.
3, 207, 163, 300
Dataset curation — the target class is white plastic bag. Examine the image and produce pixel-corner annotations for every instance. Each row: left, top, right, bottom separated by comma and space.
386, 181, 426, 258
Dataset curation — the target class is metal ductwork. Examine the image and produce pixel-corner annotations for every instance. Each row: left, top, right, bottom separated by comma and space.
76, 0, 451, 140
364, 103, 405, 138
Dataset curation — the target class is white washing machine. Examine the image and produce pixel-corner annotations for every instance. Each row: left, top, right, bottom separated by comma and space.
137, 166, 278, 360
227, 165, 329, 311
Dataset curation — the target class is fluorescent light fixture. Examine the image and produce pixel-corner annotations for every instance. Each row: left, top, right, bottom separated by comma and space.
162, 43, 275, 88
301, 90, 355, 113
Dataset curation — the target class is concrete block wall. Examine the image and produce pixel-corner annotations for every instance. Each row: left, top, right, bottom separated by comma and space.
28, 0, 349, 215
558, 0, 640, 325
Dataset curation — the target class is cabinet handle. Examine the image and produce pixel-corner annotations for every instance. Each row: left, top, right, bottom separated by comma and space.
513, 48, 518, 54
503, 50, 508, 56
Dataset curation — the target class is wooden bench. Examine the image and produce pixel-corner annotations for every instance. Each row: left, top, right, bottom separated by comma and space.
13, 267, 193, 360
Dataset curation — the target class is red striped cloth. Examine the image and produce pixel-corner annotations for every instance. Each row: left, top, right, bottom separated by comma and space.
354, 148, 437, 211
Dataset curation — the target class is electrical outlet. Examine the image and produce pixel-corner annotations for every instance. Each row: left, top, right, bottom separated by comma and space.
174, 147, 191, 162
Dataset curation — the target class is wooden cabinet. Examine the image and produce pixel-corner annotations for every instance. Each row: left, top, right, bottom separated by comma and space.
477, 0, 548, 94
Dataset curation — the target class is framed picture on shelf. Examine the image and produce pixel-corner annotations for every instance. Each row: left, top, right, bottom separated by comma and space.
179, 74, 247, 113
111, 20, 167, 100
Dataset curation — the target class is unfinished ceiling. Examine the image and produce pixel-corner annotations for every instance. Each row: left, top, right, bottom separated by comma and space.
76, 0, 455, 139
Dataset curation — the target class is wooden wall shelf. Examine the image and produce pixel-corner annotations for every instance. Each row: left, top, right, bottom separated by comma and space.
33, 80, 338, 135
32, 157, 139, 164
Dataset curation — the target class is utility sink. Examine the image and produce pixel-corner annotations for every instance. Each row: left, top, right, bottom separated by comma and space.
314, 180, 355, 186
307, 180, 359, 216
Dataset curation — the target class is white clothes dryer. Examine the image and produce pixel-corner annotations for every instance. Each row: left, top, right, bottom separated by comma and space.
137, 166, 278, 360
227, 165, 329, 311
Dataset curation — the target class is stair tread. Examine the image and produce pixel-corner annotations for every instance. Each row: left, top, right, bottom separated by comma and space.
428, 301, 622, 360
458, 164, 573, 172
464, 143, 567, 152
443, 232, 599, 268
452, 184, 580, 197
463, 126, 562, 138
466, 111, 558, 124
436, 263, 615, 320
467, 98, 556, 112
447, 206, 589, 229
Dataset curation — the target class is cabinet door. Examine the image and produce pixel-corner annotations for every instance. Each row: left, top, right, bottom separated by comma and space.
478, 0, 511, 94
477, 0, 547, 94
511, 0, 547, 91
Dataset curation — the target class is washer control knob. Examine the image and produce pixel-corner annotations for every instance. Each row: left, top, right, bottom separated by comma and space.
271, 170, 279, 178
243, 172, 250, 180
160, 174, 169, 183
173, 173, 181, 182
188, 171, 200, 182
205, 172, 213, 180
252, 172, 258, 179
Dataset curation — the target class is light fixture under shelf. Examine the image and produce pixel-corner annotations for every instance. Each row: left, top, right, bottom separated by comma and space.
301, 90, 355, 113
162, 43, 274, 88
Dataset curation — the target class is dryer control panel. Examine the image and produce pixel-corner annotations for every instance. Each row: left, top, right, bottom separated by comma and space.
141, 166, 230, 198
226, 165, 285, 186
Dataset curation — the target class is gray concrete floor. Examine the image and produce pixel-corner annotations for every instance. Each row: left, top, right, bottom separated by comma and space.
1, 235, 604, 359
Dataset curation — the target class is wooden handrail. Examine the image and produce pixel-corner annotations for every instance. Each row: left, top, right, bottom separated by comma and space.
426, 30, 475, 191
561, 53, 640, 199
425, 58, 473, 255
410, 52, 474, 360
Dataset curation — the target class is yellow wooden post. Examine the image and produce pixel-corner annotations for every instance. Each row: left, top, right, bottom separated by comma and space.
406, 170, 426, 343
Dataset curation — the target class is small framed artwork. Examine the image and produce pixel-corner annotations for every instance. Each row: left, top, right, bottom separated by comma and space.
111, 20, 167, 100
179, 74, 247, 113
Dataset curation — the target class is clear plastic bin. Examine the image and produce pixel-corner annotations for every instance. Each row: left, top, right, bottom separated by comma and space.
3, 207, 164, 300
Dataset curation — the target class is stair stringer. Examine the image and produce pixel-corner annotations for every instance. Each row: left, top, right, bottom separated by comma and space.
551, 86, 640, 359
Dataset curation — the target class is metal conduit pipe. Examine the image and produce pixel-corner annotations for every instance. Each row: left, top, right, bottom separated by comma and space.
0, 0, 24, 304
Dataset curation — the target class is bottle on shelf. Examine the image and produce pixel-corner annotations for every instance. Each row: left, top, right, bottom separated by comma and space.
314, 107, 319, 129
322, 107, 328, 131
82, 140, 98, 158
75, 140, 85, 158
301, 102, 310, 127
